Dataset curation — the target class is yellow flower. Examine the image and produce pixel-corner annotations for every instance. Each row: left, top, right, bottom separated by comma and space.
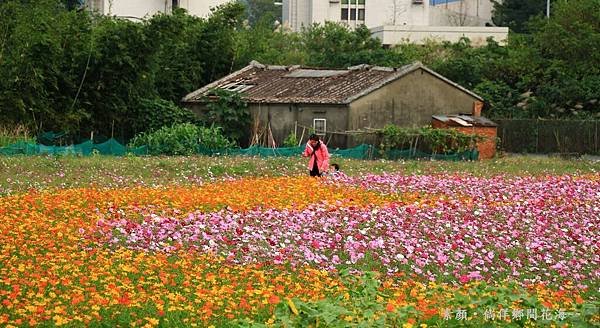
286, 298, 299, 315
145, 317, 159, 326
52, 315, 69, 326
403, 324, 413, 328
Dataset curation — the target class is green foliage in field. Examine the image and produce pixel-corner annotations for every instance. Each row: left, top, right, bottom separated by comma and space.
128, 123, 235, 156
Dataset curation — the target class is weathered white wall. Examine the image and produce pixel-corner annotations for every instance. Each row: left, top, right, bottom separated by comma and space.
371, 25, 508, 46
94, 0, 232, 19
281, 0, 498, 32
103, 0, 165, 18
429, 0, 495, 26
181, 0, 233, 18
365, 0, 429, 27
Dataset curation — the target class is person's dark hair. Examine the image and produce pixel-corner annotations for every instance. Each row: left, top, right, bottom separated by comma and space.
332, 163, 340, 171
308, 134, 319, 141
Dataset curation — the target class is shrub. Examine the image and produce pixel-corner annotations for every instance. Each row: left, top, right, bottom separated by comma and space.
131, 98, 196, 135
128, 123, 234, 155
200, 89, 250, 147
282, 131, 299, 147
379, 125, 480, 155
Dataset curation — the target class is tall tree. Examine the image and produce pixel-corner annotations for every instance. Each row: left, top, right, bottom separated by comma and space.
243, 0, 282, 26
491, 0, 546, 33
302, 23, 406, 68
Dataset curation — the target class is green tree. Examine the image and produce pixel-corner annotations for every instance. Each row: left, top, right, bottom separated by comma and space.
81, 16, 156, 140
144, 9, 208, 102
491, 0, 546, 33
243, 0, 282, 26
302, 22, 406, 68
523, 0, 600, 118
200, 89, 250, 147
234, 15, 306, 67
0, 0, 93, 134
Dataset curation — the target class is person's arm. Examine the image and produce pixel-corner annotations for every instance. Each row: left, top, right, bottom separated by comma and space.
302, 143, 312, 157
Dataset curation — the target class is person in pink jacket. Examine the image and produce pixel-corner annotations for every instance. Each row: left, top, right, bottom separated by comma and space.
303, 134, 330, 177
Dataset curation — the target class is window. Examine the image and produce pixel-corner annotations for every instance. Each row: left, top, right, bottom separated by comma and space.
341, 8, 348, 20
358, 9, 365, 20
87, 0, 103, 12
172, 0, 179, 8
341, 0, 365, 21
313, 119, 326, 136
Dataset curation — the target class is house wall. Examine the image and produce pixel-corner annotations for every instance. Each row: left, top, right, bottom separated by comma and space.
370, 25, 508, 46
282, 0, 496, 32
182, 0, 232, 17
186, 103, 349, 148
98, 0, 166, 18
249, 103, 348, 148
347, 68, 479, 145
430, 0, 494, 23
92, 0, 230, 19
432, 120, 497, 159
367, 0, 429, 27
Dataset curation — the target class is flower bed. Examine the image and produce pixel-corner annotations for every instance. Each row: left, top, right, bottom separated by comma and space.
0, 174, 598, 326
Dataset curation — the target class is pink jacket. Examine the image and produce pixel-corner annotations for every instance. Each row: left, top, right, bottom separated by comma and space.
304, 141, 330, 172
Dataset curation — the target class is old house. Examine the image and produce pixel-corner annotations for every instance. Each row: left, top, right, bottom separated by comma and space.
182, 60, 484, 148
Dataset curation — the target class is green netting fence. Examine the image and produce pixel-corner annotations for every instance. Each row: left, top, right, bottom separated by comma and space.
0, 138, 148, 156
0, 139, 478, 161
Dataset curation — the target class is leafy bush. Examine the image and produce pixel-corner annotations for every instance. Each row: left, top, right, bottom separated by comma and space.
131, 98, 196, 134
282, 131, 299, 147
128, 123, 234, 155
379, 125, 481, 156
474, 80, 520, 119
200, 89, 251, 147
264, 274, 600, 327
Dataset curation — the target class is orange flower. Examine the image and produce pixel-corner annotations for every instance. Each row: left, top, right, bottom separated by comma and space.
386, 302, 396, 312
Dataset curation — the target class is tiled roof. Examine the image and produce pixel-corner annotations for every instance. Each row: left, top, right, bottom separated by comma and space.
183, 61, 483, 105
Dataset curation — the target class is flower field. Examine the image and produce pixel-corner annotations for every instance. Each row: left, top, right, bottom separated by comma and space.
1, 168, 599, 326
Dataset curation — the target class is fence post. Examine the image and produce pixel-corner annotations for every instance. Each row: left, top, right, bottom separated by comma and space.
535, 119, 539, 154
594, 121, 600, 154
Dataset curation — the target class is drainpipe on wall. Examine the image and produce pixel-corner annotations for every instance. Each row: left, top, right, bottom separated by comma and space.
473, 101, 483, 117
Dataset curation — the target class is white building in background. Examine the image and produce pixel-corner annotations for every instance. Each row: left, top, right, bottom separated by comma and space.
282, 0, 508, 46
85, 0, 231, 20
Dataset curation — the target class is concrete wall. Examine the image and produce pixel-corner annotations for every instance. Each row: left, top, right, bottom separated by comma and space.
282, 0, 312, 31
186, 102, 349, 148
94, 0, 231, 19
432, 120, 497, 159
250, 103, 349, 148
347, 68, 479, 145
366, 0, 429, 27
281, 0, 498, 31
371, 25, 508, 46
100, 0, 166, 18
430, 0, 494, 23
182, 0, 232, 17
